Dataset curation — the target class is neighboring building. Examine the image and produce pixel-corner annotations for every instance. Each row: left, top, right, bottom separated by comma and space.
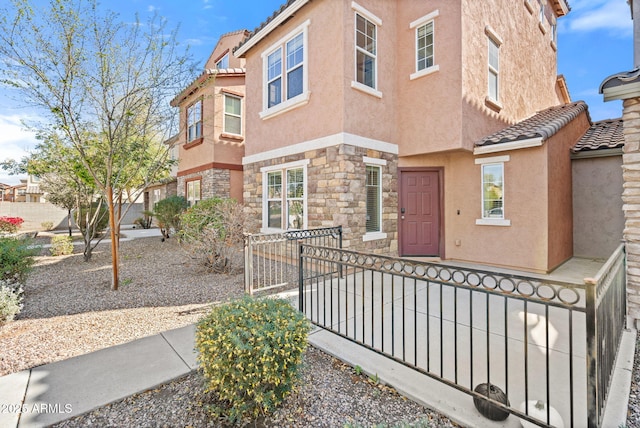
571, 118, 624, 260
25, 175, 45, 203
0, 183, 9, 201
235, 0, 572, 273
9, 180, 27, 203
170, 30, 249, 205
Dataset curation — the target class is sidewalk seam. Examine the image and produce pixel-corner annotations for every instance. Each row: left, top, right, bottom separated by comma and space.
15, 369, 31, 428
159, 332, 192, 371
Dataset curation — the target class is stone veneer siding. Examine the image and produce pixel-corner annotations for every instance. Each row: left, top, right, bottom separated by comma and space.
243, 144, 398, 255
623, 98, 640, 324
177, 168, 231, 200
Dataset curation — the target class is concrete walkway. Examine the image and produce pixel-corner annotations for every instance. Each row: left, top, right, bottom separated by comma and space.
0, 296, 635, 427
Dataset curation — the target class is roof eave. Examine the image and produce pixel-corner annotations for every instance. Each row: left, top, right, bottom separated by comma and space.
234, 0, 310, 58
474, 137, 544, 155
600, 68, 640, 101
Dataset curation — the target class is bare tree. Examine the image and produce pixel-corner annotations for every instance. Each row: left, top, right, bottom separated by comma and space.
0, 0, 194, 289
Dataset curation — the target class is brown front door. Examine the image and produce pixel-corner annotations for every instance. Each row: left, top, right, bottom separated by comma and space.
399, 170, 441, 256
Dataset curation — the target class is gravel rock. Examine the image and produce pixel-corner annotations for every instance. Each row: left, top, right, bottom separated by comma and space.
2, 236, 458, 427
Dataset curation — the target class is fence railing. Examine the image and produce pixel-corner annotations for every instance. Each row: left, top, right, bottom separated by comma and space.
243, 226, 342, 295
298, 243, 626, 428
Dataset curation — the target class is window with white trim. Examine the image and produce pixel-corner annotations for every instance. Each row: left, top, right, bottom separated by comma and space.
481, 163, 504, 219
355, 13, 377, 89
487, 37, 500, 102
186, 179, 201, 206
186, 100, 202, 142
223, 94, 242, 135
265, 30, 305, 109
216, 54, 229, 69
366, 165, 381, 233
263, 160, 308, 231
416, 21, 434, 72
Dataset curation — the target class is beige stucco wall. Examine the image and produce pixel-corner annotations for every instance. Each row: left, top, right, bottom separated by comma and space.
572, 154, 624, 259
461, 0, 563, 139
402, 148, 552, 273
243, 0, 346, 156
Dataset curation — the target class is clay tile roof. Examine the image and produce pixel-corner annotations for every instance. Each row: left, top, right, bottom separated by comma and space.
475, 101, 588, 147
234, 0, 298, 54
571, 118, 624, 153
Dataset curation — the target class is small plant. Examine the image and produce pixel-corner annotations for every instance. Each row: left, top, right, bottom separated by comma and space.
354, 365, 362, 376
179, 198, 247, 273
0, 237, 38, 285
369, 373, 380, 385
196, 296, 311, 423
134, 210, 153, 229
0, 281, 23, 325
152, 196, 188, 239
0, 216, 24, 234
49, 235, 74, 256
41, 221, 54, 231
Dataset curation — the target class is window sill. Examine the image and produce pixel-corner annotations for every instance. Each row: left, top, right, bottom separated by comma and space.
260, 91, 310, 120
475, 218, 511, 227
410, 64, 440, 81
220, 132, 244, 142
363, 231, 387, 242
485, 97, 503, 112
538, 22, 547, 35
351, 81, 383, 98
184, 138, 203, 150
524, 0, 534, 14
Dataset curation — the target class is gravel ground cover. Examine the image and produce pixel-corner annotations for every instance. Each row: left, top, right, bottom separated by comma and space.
1, 235, 458, 427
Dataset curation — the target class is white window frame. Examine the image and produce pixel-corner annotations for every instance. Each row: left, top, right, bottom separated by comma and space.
216, 53, 229, 69
487, 37, 500, 104
223, 94, 242, 136
363, 156, 387, 241
260, 20, 310, 120
186, 100, 203, 142
351, 2, 382, 98
186, 179, 201, 206
410, 10, 440, 80
475, 156, 510, 226
261, 159, 309, 232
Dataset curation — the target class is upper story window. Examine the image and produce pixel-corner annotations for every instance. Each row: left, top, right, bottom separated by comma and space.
351, 3, 382, 98
216, 53, 229, 69
224, 94, 242, 135
261, 20, 310, 119
488, 38, 499, 102
410, 9, 440, 80
355, 13, 377, 89
186, 100, 202, 142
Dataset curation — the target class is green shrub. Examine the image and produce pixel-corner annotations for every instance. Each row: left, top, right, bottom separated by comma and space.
50, 235, 74, 256
76, 202, 109, 235
196, 296, 311, 423
0, 237, 38, 286
152, 196, 188, 238
0, 281, 23, 325
41, 221, 54, 231
179, 198, 247, 273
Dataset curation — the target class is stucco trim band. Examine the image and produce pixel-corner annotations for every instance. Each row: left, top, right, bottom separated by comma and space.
473, 137, 543, 155
243, 132, 399, 165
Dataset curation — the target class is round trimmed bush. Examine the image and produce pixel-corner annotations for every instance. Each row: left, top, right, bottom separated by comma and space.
195, 296, 311, 423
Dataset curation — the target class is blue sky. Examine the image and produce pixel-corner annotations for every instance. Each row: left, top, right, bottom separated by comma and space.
0, 0, 633, 185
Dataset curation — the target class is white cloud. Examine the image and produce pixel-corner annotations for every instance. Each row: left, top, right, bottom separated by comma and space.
147, 5, 156, 13
567, 1, 632, 36
0, 113, 37, 162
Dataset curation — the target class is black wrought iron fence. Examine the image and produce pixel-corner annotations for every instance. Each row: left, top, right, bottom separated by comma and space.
243, 226, 342, 294
298, 243, 626, 428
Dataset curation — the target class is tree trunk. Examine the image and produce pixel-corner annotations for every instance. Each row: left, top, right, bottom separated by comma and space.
107, 186, 119, 290
67, 208, 72, 237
